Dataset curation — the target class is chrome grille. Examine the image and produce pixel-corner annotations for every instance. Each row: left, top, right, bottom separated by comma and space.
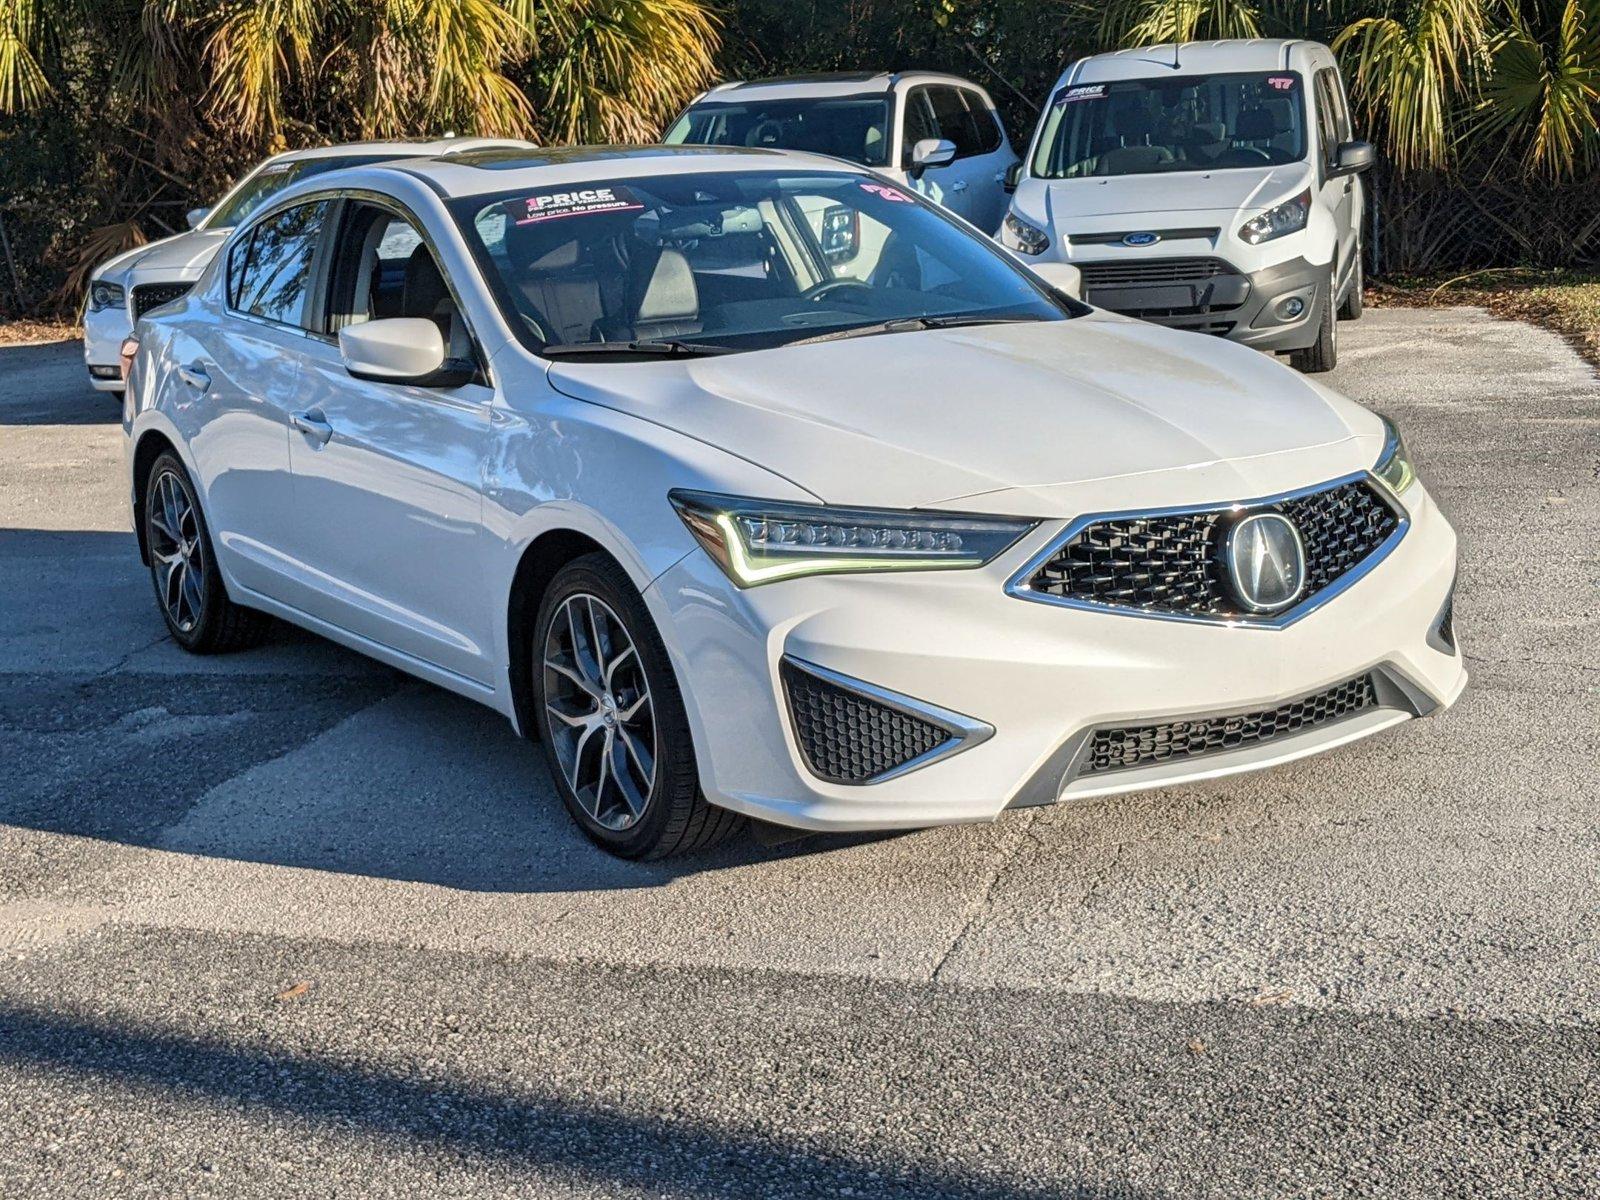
1021, 478, 1402, 623
131, 282, 194, 320
1080, 673, 1380, 776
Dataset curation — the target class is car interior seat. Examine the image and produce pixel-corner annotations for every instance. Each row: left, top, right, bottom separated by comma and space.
1099, 108, 1174, 173
617, 247, 702, 341
400, 246, 470, 360
503, 220, 625, 345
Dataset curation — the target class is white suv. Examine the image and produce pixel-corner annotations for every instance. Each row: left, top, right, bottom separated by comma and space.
664, 71, 1019, 233
1000, 40, 1373, 372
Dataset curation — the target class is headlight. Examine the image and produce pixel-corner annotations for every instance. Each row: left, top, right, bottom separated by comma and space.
1001, 211, 1050, 256
88, 280, 125, 311
1372, 414, 1418, 496
669, 490, 1037, 587
1237, 189, 1311, 245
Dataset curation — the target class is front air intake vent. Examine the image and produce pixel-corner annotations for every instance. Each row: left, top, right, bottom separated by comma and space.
780, 658, 988, 785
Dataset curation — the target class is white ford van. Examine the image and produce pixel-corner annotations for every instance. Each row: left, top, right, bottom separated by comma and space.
1000, 40, 1373, 372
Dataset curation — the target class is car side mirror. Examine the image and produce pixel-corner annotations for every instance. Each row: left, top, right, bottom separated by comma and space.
1026, 261, 1083, 301
908, 137, 957, 179
338, 318, 474, 388
1003, 161, 1023, 194
186, 207, 210, 230
1331, 140, 1375, 177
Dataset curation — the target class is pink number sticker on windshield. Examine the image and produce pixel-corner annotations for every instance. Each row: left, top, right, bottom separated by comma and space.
860, 182, 913, 203
1267, 75, 1297, 91
507, 186, 644, 225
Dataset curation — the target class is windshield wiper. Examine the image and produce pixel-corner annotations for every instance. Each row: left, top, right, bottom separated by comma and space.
540, 339, 735, 359
788, 314, 1049, 347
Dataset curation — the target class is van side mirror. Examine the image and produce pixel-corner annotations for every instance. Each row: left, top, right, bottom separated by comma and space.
1003, 161, 1023, 193
338, 317, 474, 388
908, 137, 957, 179
186, 207, 210, 229
1331, 140, 1375, 177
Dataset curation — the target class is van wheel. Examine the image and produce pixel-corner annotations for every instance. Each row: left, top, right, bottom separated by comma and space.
143, 452, 272, 653
1338, 250, 1363, 321
532, 553, 745, 859
1289, 277, 1338, 374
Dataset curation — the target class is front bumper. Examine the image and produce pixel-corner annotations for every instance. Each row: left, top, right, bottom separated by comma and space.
83, 301, 132, 392
1078, 254, 1328, 354
648, 480, 1464, 832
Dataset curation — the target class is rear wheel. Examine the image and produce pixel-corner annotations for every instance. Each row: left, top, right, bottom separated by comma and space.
532, 553, 743, 859
143, 452, 271, 653
1289, 275, 1338, 374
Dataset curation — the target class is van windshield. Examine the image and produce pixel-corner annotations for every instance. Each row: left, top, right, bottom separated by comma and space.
1031, 72, 1306, 178
664, 96, 894, 167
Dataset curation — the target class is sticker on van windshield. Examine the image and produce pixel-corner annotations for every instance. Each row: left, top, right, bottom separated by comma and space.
1266, 75, 1298, 91
859, 181, 913, 203
1053, 84, 1106, 105
507, 186, 644, 225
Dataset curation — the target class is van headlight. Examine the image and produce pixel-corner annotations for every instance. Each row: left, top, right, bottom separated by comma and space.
88, 280, 126, 311
1001, 211, 1050, 256
1373, 414, 1418, 496
669, 491, 1037, 587
1238, 189, 1311, 245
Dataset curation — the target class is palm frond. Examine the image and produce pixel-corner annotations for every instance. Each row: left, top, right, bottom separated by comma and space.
1474, 0, 1600, 178
1085, 0, 1262, 49
0, 0, 52, 112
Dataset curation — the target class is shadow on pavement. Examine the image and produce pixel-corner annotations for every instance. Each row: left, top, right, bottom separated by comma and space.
0, 528, 904, 893
0, 340, 120, 426
0, 1003, 1151, 1199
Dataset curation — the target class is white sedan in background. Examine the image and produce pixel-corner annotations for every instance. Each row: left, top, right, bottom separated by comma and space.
83, 137, 533, 393
123, 146, 1464, 859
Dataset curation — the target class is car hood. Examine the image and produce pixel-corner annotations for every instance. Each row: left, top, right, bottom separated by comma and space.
94, 229, 227, 283
1026, 163, 1310, 220
544, 314, 1372, 511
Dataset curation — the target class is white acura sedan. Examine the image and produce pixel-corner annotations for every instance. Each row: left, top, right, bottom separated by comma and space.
123, 145, 1464, 858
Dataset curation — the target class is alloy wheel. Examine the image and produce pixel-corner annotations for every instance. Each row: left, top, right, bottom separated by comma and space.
148, 469, 205, 634
541, 592, 658, 831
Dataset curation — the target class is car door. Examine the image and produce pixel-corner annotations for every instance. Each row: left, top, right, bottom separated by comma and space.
284, 199, 496, 687
188, 198, 333, 599
1313, 68, 1358, 291
954, 87, 1018, 234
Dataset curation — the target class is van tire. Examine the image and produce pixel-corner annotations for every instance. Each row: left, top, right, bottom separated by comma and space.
1338, 250, 1363, 321
1289, 278, 1338, 374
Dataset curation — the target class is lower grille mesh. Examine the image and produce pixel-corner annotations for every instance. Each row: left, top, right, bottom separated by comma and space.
781, 660, 954, 784
132, 282, 194, 320
1080, 674, 1380, 776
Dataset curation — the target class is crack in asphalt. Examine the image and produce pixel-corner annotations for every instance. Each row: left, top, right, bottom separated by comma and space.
929, 809, 1037, 984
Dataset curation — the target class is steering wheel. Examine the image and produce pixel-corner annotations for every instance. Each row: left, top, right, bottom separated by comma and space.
799, 278, 873, 303
747, 119, 784, 147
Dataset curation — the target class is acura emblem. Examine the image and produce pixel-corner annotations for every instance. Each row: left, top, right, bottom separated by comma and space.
1122, 231, 1160, 247
1223, 512, 1307, 613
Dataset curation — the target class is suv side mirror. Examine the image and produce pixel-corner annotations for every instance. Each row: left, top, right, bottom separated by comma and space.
908, 137, 957, 179
1003, 161, 1023, 193
1331, 140, 1375, 177
338, 318, 474, 388
186, 207, 210, 230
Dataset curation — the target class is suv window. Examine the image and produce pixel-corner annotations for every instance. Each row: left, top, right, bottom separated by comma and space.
959, 90, 1004, 154
227, 200, 332, 328
1313, 69, 1349, 166
927, 86, 983, 157
900, 90, 940, 165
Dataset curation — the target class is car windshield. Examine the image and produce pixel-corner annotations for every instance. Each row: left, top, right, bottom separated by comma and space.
1031, 72, 1307, 178
204, 154, 402, 229
663, 96, 894, 167
452, 169, 1072, 356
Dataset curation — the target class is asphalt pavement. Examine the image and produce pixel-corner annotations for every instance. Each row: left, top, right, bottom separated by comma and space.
0, 310, 1596, 1197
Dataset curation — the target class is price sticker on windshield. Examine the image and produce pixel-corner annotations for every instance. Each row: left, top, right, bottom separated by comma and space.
1266, 75, 1298, 91
1053, 84, 1107, 105
508, 185, 644, 225
859, 182, 913, 203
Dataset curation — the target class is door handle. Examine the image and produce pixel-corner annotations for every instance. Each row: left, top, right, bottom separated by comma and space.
177, 363, 210, 392
290, 409, 334, 446
951, 179, 969, 192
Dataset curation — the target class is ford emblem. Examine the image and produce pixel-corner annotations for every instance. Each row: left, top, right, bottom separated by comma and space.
1122, 231, 1161, 247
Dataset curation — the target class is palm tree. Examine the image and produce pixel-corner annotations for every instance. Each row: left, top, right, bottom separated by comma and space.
1086, 0, 1264, 47
1474, 0, 1600, 177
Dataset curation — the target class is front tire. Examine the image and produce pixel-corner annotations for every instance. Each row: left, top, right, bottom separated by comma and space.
531, 553, 743, 859
143, 452, 271, 653
1289, 275, 1338, 374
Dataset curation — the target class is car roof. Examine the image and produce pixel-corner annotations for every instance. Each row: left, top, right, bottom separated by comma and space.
1066, 39, 1329, 84
693, 70, 986, 103
270, 136, 537, 163
382, 144, 870, 201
